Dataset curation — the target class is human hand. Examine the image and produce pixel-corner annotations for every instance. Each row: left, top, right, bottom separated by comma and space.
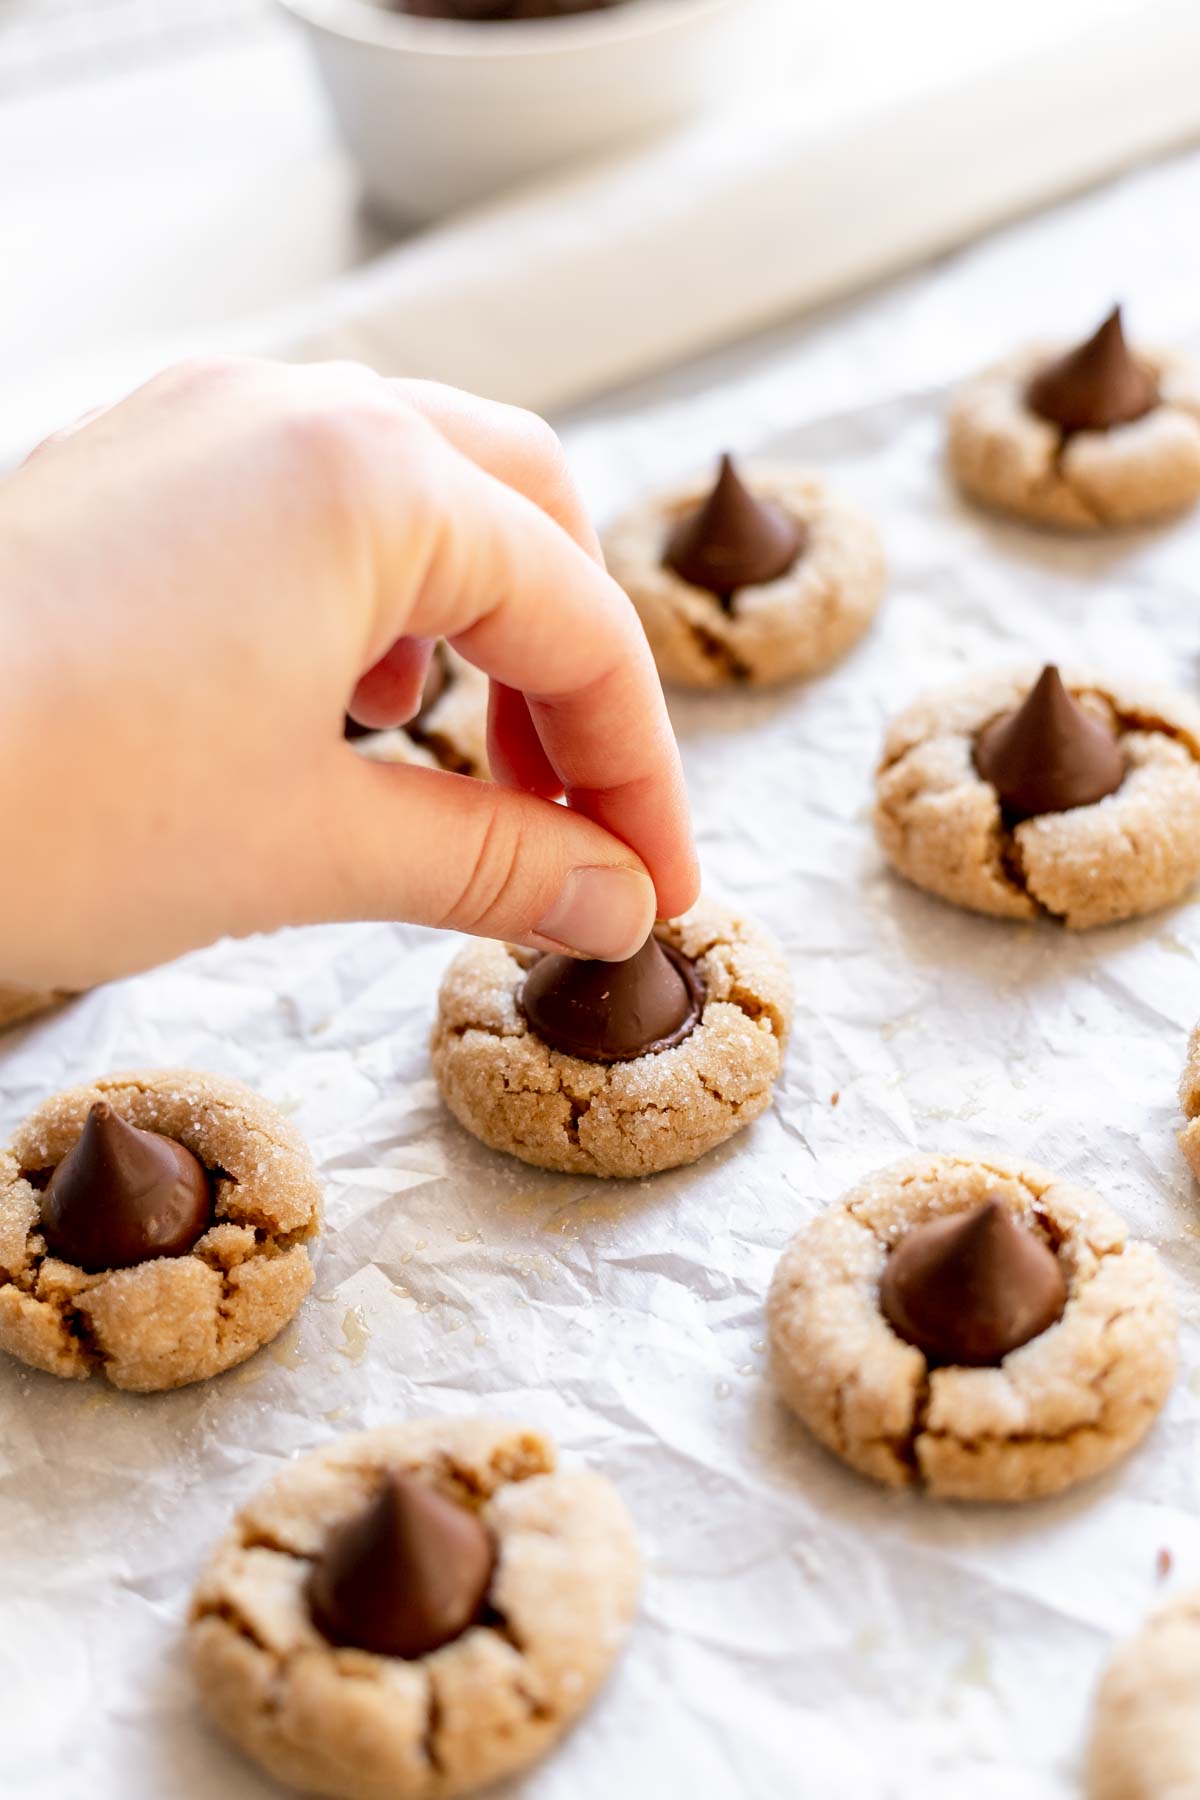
0, 359, 698, 992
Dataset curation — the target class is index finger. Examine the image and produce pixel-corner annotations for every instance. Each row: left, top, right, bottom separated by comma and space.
389, 379, 603, 562
365, 412, 699, 921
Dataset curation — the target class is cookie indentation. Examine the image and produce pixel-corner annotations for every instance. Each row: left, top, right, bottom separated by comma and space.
432, 900, 793, 1178
875, 667, 1200, 929
949, 329, 1200, 529
189, 1419, 640, 1800
604, 463, 886, 689
768, 1152, 1176, 1503
0, 1070, 321, 1391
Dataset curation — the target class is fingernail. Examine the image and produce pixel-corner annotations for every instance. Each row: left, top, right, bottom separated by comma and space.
533, 867, 656, 962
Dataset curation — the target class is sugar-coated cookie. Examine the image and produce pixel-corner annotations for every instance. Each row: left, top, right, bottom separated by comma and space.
875, 665, 1200, 929
189, 1418, 639, 1800
603, 455, 885, 688
948, 307, 1200, 529
431, 898, 792, 1177
1087, 1587, 1200, 1800
768, 1153, 1175, 1502
0, 1069, 320, 1391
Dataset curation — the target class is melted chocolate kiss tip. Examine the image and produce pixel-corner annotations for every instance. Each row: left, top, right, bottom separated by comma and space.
519, 934, 702, 1064
38, 1100, 212, 1274
974, 664, 1123, 822
880, 1195, 1067, 1367
663, 452, 805, 603
308, 1472, 495, 1661
1027, 304, 1158, 435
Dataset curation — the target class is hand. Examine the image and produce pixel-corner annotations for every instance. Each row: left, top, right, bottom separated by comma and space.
0, 359, 698, 992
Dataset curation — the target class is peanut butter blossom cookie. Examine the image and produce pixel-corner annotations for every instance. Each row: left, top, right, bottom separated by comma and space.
767, 1153, 1175, 1502
0, 1070, 321, 1391
1086, 1588, 1200, 1800
346, 643, 489, 779
874, 664, 1200, 928
948, 305, 1200, 528
431, 898, 792, 1177
189, 1418, 639, 1800
1177, 1025, 1200, 1184
602, 453, 886, 687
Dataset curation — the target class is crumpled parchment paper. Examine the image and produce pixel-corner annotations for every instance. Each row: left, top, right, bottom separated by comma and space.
4, 158, 1200, 1800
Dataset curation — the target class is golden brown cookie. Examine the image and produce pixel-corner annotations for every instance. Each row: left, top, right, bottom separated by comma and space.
352, 645, 489, 779
1086, 1587, 1200, 1800
948, 335, 1200, 530
189, 1418, 640, 1800
431, 898, 792, 1178
767, 1153, 1175, 1503
1177, 1026, 1200, 1183
603, 463, 885, 688
874, 666, 1200, 929
0, 1069, 321, 1391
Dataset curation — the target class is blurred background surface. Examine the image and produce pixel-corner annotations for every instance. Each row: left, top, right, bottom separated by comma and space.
3, 0, 1200, 459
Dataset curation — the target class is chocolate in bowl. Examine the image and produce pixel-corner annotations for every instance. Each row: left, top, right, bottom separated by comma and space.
395, 0, 630, 16
281, 0, 746, 226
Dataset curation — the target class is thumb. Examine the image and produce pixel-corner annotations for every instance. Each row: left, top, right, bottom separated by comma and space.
305, 758, 659, 961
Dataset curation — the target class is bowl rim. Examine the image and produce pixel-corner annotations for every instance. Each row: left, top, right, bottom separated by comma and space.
277, 0, 743, 59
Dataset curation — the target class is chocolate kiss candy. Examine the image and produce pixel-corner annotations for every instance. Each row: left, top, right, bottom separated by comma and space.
344, 644, 448, 740
401, 1, 516, 16
1027, 306, 1159, 434
308, 1473, 495, 1660
880, 1197, 1067, 1367
974, 665, 1124, 822
39, 1102, 212, 1273
520, 934, 702, 1064
663, 453, 805, 604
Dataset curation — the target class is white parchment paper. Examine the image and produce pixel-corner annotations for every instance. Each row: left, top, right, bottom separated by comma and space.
4, 159, 1200, 1800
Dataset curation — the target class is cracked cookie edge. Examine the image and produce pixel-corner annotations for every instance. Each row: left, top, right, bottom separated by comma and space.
431, 899, 792, 1178
189, 1419, 639, 1800
767, 1152, 1176, 1503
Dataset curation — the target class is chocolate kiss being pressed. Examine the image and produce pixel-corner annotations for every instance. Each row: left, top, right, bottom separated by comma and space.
520, 934, 702, 1064
880, 1197, 1067, 1367
974, 665, 1124, 822
663, 453, 806, 606
1026, 306, 1159, 435
307, 1473, 496, 1660
38, 1101, 213, 1274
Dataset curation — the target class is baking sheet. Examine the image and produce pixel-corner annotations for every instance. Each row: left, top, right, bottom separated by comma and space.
6, 241, 1200, 1800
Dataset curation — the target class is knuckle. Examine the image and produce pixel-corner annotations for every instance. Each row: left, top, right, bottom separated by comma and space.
280, 386, 430, 485
151, 354, 253, 399
276, 402, 359, 478
305, 358, 390, 396
440, 809, 525, 936
500, 406, 591, 543
509, 405, 569, 477
270, 384, 446, 560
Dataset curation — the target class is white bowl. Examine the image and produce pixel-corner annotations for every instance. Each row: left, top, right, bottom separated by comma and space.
281, 0, 754, 225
